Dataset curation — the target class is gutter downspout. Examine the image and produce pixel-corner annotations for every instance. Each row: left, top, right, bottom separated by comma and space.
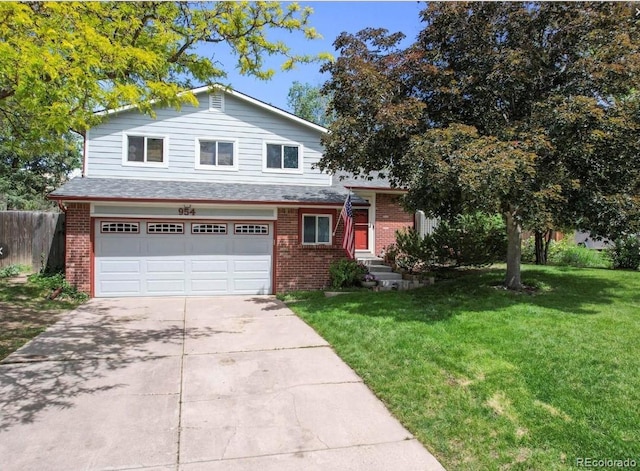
81, 131, 87, 178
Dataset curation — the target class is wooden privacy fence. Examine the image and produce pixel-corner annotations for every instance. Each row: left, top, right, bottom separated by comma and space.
0, 211, 65, 273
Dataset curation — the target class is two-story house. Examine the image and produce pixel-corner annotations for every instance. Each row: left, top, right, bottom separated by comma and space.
50, 87, 415, 297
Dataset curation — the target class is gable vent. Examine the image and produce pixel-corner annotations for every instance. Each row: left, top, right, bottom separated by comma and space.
209, 92, 224, 111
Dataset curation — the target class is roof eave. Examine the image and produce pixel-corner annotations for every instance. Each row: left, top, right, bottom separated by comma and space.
47, 194, 368, 207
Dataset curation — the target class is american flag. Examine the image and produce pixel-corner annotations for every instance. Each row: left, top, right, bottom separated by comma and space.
340, 194, 355, 259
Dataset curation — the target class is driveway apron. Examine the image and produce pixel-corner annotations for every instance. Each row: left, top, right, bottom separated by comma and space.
0, 296, 445, 471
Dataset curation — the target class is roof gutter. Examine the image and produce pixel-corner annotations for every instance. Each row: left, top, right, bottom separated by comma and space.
347, 186, 407, 194
47, 195, 370, 207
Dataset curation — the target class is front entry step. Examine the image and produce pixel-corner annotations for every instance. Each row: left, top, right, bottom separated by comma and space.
356, 255, 432, 291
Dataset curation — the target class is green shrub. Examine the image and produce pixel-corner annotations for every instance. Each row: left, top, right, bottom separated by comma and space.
556, 245, 610, 268
380, 243, 399, 266
521, 236, 536, 263
431, 213, 506, 268
394, 229, 436, 272
544, 239, 611, 269
27, 272, 89, 301
328, 259, 368, 289
394, 213, 507, 271
0, 264, 21, 278
609, 235, 640, 270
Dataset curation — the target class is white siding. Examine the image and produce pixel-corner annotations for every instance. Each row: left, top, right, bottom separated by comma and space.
88, 93, 330, 186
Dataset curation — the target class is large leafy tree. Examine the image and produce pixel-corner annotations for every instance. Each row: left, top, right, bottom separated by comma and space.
319, 2, 640, 289
0, 2, 326, 138
287, 81, 333, 126
0, 135, 81, 210
0, 1, 327, 206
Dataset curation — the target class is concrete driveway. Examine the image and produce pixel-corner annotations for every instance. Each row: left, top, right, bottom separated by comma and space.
0, 296, 444, 471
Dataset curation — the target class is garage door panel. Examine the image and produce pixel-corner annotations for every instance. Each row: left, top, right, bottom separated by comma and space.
146, 279, 187, 294
190, 279, 229, 294
232, 239, 271, 255
146, 259, 186, 274
145, 238, 188, 257
98, 238, 142, 256
98, 280, 142, 295
97, 259, 141, 274
189, 239, 230, 256
233, 259, 271, 273
231, 279, 270, 294
190, 259, 229, 273
95, 220, 272, 297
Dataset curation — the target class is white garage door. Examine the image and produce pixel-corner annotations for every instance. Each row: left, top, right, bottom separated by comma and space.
95, 220, 272, 297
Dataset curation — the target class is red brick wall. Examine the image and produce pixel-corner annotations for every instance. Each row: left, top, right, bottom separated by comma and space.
65, 203, 91, 294
276, 207, 348, 292
375, 193, 414, 255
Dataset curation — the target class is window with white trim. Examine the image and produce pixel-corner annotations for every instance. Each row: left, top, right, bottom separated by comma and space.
302, 215, 332, 245
101, 222, 139, 233
192, 223, 227, 234
147, 223, 184, 234
264, 143, 301, 172
234, 224, 269, 235
196, 138, 237, 169
125, 135, 166, 165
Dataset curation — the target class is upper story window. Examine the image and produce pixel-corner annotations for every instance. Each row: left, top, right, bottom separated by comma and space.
263, 142, 302, 173
302, 214, 332, 245
123, 134, 168, 167
195, 138, 238, 171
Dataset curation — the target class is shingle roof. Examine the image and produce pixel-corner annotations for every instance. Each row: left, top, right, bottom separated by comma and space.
49, 177, 371, 206
331, 171, 397, 190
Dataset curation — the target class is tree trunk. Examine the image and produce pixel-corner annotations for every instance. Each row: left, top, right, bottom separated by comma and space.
534, 231, 545, 265
504, 210, 522, 290
535, 230, 553, 265
544, 231, 552, 262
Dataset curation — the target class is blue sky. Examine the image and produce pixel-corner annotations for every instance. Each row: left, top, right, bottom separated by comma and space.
198, 1, 425, 111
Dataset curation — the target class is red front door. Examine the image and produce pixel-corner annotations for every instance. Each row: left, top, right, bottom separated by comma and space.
354, 209, 369, 250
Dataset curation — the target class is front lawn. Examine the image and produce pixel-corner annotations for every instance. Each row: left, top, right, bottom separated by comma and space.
0, 275, 85, 361
285, 266, 640, 470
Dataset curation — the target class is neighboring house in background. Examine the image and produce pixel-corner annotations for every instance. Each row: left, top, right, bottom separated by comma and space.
49, 87, 415, 297
574, 231, 610, 249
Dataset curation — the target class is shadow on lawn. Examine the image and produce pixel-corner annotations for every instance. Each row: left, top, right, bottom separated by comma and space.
0, 299, 217, 433
305, 267, 625, 323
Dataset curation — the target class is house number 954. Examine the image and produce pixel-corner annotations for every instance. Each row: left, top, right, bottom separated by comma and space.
178, 206, 196, 216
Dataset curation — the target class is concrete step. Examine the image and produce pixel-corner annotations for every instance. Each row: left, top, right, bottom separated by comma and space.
378, 279, 425, 290
367, 265, 392, 273
370, 272, 403, 281
357, 257, 384, 265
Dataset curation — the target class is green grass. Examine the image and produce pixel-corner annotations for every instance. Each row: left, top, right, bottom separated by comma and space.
286, 266, 640, 470
0, 276, 85, 360
522, 239, 613, 269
